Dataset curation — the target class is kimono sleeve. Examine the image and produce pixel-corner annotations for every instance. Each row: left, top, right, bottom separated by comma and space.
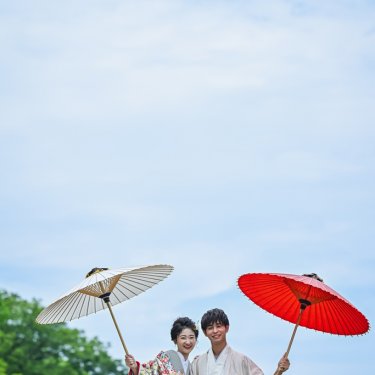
241, 355, 264, 375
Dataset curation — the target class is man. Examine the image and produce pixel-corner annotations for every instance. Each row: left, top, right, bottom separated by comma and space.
190, 308, 290, 375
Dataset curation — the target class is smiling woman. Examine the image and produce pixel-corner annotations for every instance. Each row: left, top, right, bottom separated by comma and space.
125, 317, 199, 375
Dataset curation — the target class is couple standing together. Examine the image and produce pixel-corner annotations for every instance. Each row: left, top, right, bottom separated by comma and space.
125, 308, 290, 375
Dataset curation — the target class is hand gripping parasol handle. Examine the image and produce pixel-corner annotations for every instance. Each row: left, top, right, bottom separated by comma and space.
105, 301, 129, 355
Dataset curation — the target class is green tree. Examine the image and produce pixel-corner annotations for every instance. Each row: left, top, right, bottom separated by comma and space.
0, 290, 128, 375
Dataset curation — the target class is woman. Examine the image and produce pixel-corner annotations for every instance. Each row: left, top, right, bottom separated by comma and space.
125, 316, 199, 375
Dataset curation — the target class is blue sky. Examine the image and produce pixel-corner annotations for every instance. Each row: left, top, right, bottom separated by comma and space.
1, 0, 374, 373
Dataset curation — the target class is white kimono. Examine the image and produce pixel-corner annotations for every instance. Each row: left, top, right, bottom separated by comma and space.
190, 346, 263, 375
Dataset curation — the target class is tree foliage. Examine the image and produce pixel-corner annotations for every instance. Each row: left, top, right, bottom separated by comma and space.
0, 290, 127, 375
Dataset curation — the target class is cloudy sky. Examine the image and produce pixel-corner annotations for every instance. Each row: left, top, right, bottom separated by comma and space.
1, 0, 374, 373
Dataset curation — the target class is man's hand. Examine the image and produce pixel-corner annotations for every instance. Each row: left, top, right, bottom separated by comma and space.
274, 353, 290, 374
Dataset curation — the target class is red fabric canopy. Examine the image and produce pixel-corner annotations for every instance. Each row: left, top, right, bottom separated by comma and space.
238, 272, 369, 335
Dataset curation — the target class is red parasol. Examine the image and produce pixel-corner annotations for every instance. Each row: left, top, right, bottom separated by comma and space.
238, 272, 370, 371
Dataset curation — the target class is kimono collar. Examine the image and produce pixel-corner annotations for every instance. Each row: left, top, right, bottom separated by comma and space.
177, 351, 190, 374
207, 345, 229, 375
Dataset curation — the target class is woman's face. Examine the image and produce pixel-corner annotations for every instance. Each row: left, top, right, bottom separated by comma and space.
176, 327, 197, 359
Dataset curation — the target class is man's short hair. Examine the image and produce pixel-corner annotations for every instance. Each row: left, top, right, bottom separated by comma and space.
201, 308, 229, 331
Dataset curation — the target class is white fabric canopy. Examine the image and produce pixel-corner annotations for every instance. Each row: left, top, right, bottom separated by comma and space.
36, 264, 173, 324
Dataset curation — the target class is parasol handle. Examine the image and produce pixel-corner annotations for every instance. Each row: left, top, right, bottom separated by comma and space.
285, 299, 310, 357
285, 309, 302, 357
105, 301, 129, 355
275, 302, 309, 374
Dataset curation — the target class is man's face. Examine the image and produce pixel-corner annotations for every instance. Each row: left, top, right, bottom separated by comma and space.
204, 321, 229, 345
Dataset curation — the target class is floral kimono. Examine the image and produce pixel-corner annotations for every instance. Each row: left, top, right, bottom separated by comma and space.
133, 350, 189, 375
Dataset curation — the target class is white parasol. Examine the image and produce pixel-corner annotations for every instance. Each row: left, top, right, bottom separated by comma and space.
36, 264, 174, 354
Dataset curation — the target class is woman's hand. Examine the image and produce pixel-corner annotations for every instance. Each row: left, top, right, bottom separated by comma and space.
125, 354, 139, 374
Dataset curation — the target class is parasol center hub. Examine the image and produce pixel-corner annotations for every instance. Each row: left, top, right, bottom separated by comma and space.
299, 298, 312, 310
86, 267, 109, 278
302, 273, 323, 282
99, 292, 111, 303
